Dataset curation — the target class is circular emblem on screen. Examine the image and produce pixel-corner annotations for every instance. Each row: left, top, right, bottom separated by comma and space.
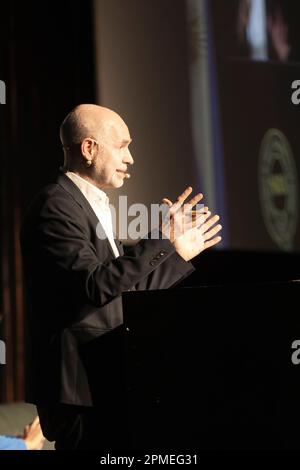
258, 129, 298, 251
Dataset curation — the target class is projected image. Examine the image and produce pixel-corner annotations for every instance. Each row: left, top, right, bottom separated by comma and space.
210, 0, 300, 251
187, 0, 300, 252
236, 0, 299, 62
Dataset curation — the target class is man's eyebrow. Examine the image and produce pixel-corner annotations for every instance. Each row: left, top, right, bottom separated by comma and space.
120, 138, 132, 145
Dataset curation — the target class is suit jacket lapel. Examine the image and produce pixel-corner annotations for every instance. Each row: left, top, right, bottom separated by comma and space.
56, 168, 117, 258
115, 239, 124, 256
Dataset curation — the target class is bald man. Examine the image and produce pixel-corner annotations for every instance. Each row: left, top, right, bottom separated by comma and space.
20, 104, 221, 450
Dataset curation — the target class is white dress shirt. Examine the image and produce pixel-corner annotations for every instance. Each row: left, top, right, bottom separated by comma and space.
66, 171, 120, 258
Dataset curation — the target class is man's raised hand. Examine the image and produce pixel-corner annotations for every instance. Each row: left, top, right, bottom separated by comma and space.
161, 187, 222, 261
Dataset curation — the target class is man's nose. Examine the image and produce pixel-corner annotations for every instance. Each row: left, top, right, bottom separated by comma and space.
123, 148, 134, 165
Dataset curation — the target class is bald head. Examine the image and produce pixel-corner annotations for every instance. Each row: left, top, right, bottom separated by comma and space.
60, 104, 127, 149
59, 104, 133, 189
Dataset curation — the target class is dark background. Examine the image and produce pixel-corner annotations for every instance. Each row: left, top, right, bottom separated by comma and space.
0, 0, 95, 401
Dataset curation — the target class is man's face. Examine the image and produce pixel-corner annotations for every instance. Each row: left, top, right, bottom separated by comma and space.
93, 117, 133, 189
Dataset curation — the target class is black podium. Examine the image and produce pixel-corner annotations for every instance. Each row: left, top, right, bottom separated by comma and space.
122, 282, 300, 450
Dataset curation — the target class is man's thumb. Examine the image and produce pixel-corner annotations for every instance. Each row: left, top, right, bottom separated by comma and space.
162, 198, 173, 207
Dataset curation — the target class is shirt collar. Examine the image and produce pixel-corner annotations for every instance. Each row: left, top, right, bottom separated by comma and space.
65, 171, 109, 206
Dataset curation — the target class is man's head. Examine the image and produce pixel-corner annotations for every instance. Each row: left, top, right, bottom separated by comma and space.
60, 104, 134, 189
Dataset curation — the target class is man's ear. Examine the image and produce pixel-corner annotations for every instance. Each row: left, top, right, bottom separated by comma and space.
81, 138, 94, 158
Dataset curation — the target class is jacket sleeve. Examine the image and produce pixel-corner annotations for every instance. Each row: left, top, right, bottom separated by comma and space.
123, 236, 194, 291
134, 250, 194, 291
22, 195, 193, 309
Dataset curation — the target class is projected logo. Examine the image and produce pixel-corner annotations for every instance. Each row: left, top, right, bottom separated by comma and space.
258, 129, 298, 251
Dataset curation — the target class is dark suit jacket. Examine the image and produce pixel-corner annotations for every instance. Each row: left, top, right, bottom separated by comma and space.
20, 170, 194, 406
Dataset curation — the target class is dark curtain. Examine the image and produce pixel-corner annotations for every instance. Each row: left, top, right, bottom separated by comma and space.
0, 0, 96, 401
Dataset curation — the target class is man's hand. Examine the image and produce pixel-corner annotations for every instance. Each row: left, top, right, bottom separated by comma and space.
22, 416, 45, 450
161, 187, 222, 261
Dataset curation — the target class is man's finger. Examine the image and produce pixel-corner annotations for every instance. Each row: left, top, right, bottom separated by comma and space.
170, 187, 194, 213
203, 223, 222, 241
163, 188, 204, 214
185, 192, 204, 210
29, 416, 40, 429
31, 416, 40, 425
196, 206, 209, 213
190, 208, 210, 218
198, 214, 220, 234
203, 236, 222, 250
188, 211, 210, 228
162, 198, 173, 207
